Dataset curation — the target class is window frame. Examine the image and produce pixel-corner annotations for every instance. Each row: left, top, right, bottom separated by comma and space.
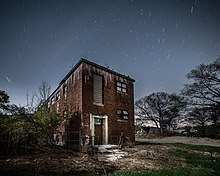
63, 84, 67, 100
117, 109, 129, 121
93, 73, 104, 105
116, 81, 127, 93
55, 91, 60, 101
56, 102, 60, 112
51, 96, 55, 105
63, 110, 67, 118
47, 101, 51, 108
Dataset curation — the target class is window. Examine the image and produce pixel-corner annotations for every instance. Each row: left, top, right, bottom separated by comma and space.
51, 96, 55, 105
63, 84, 67, 100
93, 74, 103, 105
63, 110, 67, 118
56, 102, 60, 112
94, 118, 102, 125
47, 101, 51, 108
117, 82, 127, 93
117, 109, 128, 120
56, 91, 60, 101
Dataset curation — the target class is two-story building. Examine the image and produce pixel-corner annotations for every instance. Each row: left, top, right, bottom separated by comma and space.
47, 59, 135, 151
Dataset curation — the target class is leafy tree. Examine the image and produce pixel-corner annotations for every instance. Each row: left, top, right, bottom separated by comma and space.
182, 58, 220, 125
135, 92, 186, 134
0, 84, 62, 154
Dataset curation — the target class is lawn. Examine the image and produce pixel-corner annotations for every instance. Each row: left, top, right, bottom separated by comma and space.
109, 143, 220, 176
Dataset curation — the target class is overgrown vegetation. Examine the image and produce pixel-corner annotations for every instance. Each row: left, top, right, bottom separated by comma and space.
0, 82, 63, 155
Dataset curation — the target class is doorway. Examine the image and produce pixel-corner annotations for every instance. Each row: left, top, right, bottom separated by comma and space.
90, 115, 108, 146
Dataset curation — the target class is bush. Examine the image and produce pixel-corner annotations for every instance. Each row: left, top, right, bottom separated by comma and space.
195, 125, 220, 139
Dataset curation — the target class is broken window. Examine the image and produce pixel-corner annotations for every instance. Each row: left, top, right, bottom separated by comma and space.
47, 101, 51, 108
117, 109, 128, 120
63, 110, 67, 118
116, 82, 127, 93
63, 84, 67, 100
56, 102, 60, 112
94, 118, 102, 125
56, 91, 60, 101
51, 96, 55, 105
93, 74, 103, 105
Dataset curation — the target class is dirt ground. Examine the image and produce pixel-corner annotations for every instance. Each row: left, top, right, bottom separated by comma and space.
0, 137, 219, 175
0, 145, 188, 175
113, 145, 188, 171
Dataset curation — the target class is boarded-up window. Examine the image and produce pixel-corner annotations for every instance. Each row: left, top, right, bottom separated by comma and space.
93, 74, 103, 104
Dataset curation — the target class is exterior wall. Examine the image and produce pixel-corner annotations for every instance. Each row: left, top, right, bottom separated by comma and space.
48, 65, 83, 150
48, 60, 135, 151
81, 63, 135, 150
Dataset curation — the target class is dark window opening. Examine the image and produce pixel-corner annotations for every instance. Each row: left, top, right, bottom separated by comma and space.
63, 84, 67, 100
51, 96, 55, 105
56, 91, 60, 101
117, 109, 128, 120
63, 110, 67, 118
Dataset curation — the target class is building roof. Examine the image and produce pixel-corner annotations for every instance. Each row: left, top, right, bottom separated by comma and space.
59, 58, 135, 85
48, 58, 135, 99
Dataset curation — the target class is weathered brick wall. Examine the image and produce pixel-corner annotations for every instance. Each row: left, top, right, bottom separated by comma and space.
49, 61, 135, 151
49, 65, 83, 150
81, 63, 135, 145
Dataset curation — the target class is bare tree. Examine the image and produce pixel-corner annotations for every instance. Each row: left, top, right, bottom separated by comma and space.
182, 58, 220, 125
188, 107, 212, 127
37, 81, 51, 106
135, 92, 186, 134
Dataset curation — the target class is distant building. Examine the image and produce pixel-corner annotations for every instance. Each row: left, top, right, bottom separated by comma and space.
47, 59, 135, 151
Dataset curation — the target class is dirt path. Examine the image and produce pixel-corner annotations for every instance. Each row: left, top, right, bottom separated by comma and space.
136, 136, 220, 147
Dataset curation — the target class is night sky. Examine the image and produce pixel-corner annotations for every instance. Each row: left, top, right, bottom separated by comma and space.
1, 0, 220, 106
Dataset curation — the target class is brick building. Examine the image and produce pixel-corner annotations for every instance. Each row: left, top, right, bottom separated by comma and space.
47, 59, 135, 151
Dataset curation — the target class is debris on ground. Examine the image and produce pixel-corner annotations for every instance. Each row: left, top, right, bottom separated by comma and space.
1, 137, 219, 175
93, 145, 128, 162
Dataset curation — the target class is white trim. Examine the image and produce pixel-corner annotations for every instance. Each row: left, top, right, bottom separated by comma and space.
90, 114, 108, 145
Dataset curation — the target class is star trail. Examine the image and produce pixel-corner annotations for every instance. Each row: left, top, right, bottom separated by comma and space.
0, 0, 220, 105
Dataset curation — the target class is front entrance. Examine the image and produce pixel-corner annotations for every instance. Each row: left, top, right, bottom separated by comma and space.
94, 118, 103, 145
90, 115, 108, 146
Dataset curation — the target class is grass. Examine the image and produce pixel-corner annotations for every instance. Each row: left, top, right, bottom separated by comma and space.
169, 148, 214, 167
172, 143, 220, 153
169, 144, 220, 176
109, 143, 220, 176
2, 143, 220, 176
108, 168, 213, 176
